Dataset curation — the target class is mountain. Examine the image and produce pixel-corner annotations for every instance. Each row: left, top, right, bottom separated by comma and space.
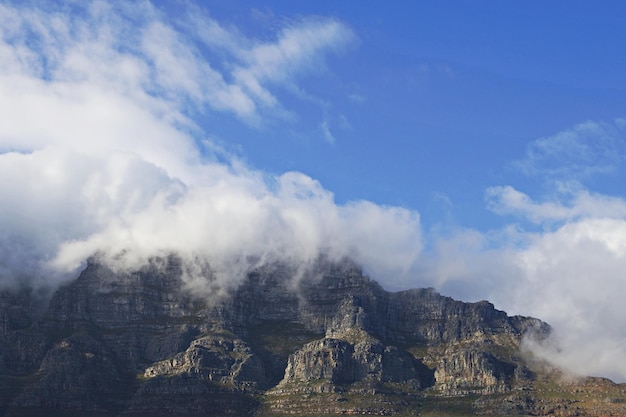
1, 256, 625, 416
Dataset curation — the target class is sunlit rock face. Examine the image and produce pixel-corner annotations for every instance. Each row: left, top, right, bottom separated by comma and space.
1, 256, 625, 417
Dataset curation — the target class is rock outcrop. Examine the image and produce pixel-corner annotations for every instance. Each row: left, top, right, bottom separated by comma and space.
275, 332, 430, 392
1, 256, 624, 416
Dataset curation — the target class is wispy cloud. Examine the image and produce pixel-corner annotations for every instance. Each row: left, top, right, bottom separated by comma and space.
233, 18, 354, 113
486, 185, 626, 225
348, 93, 366, 104
513, 120, 626, 181
319, 119, 336, 144
0, 1, 354, 128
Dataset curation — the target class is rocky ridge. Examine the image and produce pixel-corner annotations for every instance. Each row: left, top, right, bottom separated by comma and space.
1, 256, 625, 416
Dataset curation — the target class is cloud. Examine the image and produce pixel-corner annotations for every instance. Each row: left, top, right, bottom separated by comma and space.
510, 217, 626, 381
513, 120, 626, 180
0, 1, 419, 294
0, 1, 354, 129
48, 169, 422, 294
424, 118, 626, 382
423, 207, 626, 382
348, 93, 366, 104
462, 127, 626, 382
486, 185, 626, 224
233, 18, 354, 110
320, 119, 336, 144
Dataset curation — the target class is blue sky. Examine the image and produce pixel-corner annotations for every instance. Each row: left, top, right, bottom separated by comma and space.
1, 0, 626, 381
175, 0, 626, 230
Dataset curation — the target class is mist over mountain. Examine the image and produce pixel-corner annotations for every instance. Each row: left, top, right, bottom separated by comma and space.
1, 0, 626, 386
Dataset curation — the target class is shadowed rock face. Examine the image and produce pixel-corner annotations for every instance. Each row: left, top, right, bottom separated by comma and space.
1, 257, 624, 417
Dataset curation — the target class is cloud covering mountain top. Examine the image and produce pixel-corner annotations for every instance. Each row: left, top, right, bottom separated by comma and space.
0, 1, 420, 292
1, 1, 626, 383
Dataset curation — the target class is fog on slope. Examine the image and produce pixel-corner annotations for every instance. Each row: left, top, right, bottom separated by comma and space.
1, 1, 626, 383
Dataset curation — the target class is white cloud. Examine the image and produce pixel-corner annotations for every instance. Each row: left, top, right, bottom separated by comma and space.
42, 163, 423, 295
427, 119, 626, 382
513, 120, 626, 180
320, 119, 336, 144
423, 207, 626, 382
486, 185, 626, 224
0, 1, 354, 129
0, 1, 419, 295
348, 93, 366, 104
230, 18, 354, 124
510, 217, 626, 381
235, 19, 353, 85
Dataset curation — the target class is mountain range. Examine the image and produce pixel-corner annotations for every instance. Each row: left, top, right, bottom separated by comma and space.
1, 256, 625, 416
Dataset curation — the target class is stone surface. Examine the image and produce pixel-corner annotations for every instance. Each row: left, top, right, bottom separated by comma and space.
0, 256, 624, 416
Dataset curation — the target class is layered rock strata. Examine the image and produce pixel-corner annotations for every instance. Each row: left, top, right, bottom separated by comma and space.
0, 257, 624, 416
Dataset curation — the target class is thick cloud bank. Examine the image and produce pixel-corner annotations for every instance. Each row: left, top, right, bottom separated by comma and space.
488, 187, 626, 382
0, 1, 420, 292
1, 1, 626, 383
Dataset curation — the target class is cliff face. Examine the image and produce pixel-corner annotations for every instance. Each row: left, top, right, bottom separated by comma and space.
0, 257, 624, 417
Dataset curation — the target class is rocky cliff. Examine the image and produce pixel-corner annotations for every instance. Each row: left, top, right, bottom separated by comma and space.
1, 256, 625, 416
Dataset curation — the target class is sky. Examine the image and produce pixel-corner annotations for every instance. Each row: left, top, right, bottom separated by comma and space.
1, 0, 626, 381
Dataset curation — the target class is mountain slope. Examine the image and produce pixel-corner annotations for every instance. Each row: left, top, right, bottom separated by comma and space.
1, 257, 624, 416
